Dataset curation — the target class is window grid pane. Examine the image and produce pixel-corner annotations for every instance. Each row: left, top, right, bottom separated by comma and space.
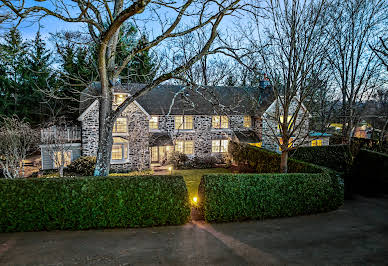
221, 116, 228, 128
184, 141, 193, 154
175, 116, 183, 130
184, 116, 193, 129
113, 117, 127, 133
220, 140, 228, 152
149, 116, 158, 129
111, 145, 123, 160
212, 140, 220, 153
212, 116, 220, 128
54, 151, 71, 168
175, 141, 184, 153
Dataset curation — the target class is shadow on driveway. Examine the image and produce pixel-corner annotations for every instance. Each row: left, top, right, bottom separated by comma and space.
1, 196, 388, 265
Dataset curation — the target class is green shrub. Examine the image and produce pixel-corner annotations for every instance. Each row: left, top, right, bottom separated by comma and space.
290, 145, 352, 173
0, 175, 190, 232
198, 173, 344, 222
351, 149, 388, 195
66, 156, 96, 176
168, 152, 188, 169
228, 141, 324, 173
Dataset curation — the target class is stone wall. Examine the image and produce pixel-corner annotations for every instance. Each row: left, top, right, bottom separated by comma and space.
81, 101, 99, 156
81, 101, 150, 172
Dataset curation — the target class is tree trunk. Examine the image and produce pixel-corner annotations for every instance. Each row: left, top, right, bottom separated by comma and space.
94, 102, 114, 176
280, 150, 288, 173
59, 165, 64, 178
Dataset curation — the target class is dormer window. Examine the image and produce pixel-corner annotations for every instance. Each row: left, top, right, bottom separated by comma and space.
212, 115, 228, 129
175, 115, 193, 130
243, 116, 252, 128
114, 94, 127, 105
149, 116, 158, 130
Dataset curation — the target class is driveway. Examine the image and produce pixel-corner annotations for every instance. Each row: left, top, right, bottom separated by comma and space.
1, 196, 387, 265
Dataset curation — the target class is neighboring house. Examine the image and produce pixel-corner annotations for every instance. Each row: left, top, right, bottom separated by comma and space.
40, 82, 330, 172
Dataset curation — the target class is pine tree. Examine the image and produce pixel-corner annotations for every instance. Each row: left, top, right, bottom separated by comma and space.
0, 28, 29, 119
23, 31, 55, 124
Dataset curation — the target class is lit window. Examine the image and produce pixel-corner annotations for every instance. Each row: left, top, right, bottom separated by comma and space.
111, 137, 128, 160
53, 151, 72, 168
212, 115, 228, 129
249, 142, 262, 147
311, 139, 322, 146
175, 141, 184, 153
278, 138, 294, 151
175, 140, 194, 154
175, 115, 193, 130
184, 141, 194, 154
244, 116, 252, 128
113, 117, 127, 133
212, 140, 228, 153
114, 94, 127, 105
149, 116, 158, 130
278, 115, 293, 130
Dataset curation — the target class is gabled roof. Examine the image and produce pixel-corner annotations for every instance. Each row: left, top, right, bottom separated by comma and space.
79, 83, 274, 116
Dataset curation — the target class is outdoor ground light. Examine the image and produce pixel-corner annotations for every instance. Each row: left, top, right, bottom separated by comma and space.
168, 166, 172, 174
193, 197, 198, 204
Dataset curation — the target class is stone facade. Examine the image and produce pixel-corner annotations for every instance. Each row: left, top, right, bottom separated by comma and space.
77, 96, 328, 172
262, 98, 310, 152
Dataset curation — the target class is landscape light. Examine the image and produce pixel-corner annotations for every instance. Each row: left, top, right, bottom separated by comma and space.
193, 197, 198, 203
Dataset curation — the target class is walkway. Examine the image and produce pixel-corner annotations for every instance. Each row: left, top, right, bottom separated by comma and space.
1, 196, 387, 265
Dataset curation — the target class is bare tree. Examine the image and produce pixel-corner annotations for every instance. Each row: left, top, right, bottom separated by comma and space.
221, 0, 331, 172
0, 116, 38, 178
1, 0, 245, 176
326, 0, 387, 143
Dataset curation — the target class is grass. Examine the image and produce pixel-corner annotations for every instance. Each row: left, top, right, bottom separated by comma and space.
172, 168, 231, 201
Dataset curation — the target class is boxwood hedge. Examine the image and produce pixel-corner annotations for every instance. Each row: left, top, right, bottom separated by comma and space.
228, 141, 325, 173
351, 149, 388, 195
290, 145, 352, 173
0, 175, 190, 232
198, 173, 344, 222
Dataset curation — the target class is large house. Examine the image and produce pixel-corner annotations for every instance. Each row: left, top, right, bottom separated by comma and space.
40, 82, 330, 171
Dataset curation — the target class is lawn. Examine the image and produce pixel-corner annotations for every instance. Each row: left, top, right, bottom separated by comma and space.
172, 168, 231, 201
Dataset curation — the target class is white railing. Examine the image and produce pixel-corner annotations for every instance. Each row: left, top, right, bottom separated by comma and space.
41, 125, 81, 143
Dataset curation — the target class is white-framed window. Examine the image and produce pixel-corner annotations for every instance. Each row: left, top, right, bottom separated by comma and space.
149, 116, 158, 130
212, 115, 228, 129
175, 140, 194, 155
243, 116, 252, 128
212, 140, 228, 153
113, 117, 128, 133
111, 137, 128, 161
175, 115, 193, 130
53, 150, 72, 168
311, 139, 322, 146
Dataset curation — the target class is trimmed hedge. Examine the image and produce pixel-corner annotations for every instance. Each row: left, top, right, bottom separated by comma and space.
228, 141, 325, 173
198, 173, 344, 222
290, 145, 352, 173
0, 175, 190, 232
351, 149, 388, 195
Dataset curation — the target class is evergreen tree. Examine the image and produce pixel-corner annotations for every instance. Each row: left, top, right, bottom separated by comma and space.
23, 31, 56, 124
0, 28, 29, 119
